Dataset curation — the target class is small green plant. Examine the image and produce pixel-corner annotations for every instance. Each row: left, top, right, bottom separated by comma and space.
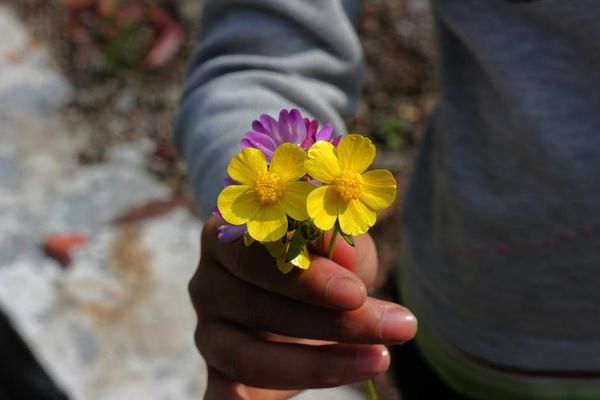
61, 1, 184, 75
101, 21, 153, 75
372, 114, 410, 151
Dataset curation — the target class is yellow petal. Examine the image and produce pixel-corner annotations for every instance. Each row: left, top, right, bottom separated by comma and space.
281, 181, 315, 221
290, 246, 311, 270
359, 169, 397, 210
276, 256, 294, 274
305, 141, 341, 184
247, 203, 288, 242
307, 185, 347, 231
270, 143, 307, 183
338, 199, 376, 236
217, 185, 259, 225
337, 134, 375, 174
227, 148, 267, 185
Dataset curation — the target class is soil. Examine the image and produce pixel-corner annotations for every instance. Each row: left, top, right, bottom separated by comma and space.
11, 0, 437, 182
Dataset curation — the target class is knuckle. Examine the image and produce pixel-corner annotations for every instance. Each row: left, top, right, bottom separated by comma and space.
188, 268, 210, 313
193, 324, 209, 352
249, 299, 268, 328
189, 258, 220, 314
334, 309, 378, 342
228, 345, 256, 384
200, 222, 213, 249
306, 363, 343, 388
376, 306, 390, 340
188, 275, 201, 314
333, 314, 347, 337
187, 273, 198, 300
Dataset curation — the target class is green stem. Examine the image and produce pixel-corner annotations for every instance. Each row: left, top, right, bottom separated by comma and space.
363, 378, 378, 400
327, 227, 339, 260
326, 227, 378, 400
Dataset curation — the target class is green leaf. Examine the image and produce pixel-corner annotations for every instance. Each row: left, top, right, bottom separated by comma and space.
341, 232, 354, 246
335, 220, 354, 246
285, 230, 308, 263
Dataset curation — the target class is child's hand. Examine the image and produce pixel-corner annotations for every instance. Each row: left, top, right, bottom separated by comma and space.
190, 216, 417, 400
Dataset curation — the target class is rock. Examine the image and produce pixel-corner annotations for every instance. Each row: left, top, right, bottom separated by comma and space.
0, 6, 72, 118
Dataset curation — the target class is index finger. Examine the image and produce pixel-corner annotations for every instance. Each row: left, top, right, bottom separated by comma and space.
202, 216, 368, 310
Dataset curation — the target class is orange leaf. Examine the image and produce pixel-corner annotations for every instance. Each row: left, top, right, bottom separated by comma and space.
43, 234, 87, 267
111, 198, 190, 225
144, 22, 184, 68
97, 0, 116, 16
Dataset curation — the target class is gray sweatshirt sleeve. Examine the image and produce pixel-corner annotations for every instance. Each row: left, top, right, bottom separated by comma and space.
173, 0, 364, 218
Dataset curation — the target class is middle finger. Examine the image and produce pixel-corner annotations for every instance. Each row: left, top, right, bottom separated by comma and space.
206, 264, 417, 344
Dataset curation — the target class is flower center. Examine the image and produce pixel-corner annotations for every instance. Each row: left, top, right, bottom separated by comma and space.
332, 172, 362, 201
254, 173, 284, 204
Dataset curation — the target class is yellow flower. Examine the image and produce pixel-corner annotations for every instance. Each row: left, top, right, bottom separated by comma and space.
264, 237, 311, 273
217, 143, 315, 242
305, 134, 397, 236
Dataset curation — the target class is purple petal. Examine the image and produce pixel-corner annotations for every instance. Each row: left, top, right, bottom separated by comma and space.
240, 131, 277, 160
214, 202, 247, 241
277, 109, 293, 143
307, 178, 322, 187
249, 109, 331, 149
288, 109, 307, 145
301, 119, 318, 148
240, 140, 274, 160
259, 114, 282, 142
217, 223, 247, 242
316, 123, 334, 142
305, 119, 318, 136
241, 131, 277, 151
222, 176, 238, 187
332, 135, 342, 146
252, 120, 268, 135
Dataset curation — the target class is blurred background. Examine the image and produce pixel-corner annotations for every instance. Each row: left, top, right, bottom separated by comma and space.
0, 0, 437, 398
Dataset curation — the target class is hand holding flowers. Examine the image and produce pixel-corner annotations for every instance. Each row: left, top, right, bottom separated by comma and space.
190, 109, 417, 400
195, 221, 411, 400
216, 110, 401, 399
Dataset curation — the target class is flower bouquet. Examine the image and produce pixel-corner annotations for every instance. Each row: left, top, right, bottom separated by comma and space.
215, 109, 397, 400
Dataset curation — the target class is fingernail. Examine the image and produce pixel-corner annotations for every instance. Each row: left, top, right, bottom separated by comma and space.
381, 308, 417, 343
325, 277, 365, 309
355, 347, 390, 377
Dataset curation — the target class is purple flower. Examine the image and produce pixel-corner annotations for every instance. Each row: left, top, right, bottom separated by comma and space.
212, 209, 246, 242
302, 117, 334, 148
218, 224, 246, 242
241, 109, 335, 160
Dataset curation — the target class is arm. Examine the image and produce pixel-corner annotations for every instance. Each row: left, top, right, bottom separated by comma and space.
174, 0, 364, 218
176, 2, 417, 399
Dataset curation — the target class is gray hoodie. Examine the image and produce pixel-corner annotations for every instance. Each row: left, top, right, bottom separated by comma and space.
175, 0, 600, 397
